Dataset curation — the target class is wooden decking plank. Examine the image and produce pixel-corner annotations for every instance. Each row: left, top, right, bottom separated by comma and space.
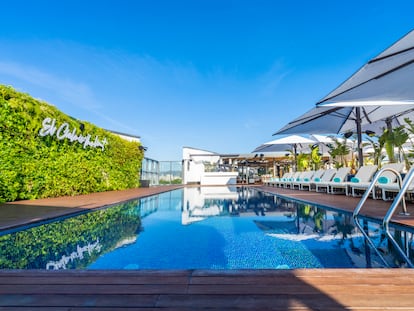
0, 309, 163, 311
0, 294, 159, 308
191, 267, 414, 277
0, 269, 191, 277
191, 268, 414, 280
158, 294, 414, 309
0, 284, 188, 295
190, 275, 414, 286
155, 294, 350, 309
0, 309, 214, 311
0, 270, 413, 309
0, 275, 190, 285
321, 294, 414, 308
187, 284, 411, 295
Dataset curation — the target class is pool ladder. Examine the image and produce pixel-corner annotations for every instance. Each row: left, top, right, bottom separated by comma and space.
353, 167, 413, 268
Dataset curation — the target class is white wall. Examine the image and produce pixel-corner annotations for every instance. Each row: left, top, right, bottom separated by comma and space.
200, 172, 238, 185
182, 147, 220, 184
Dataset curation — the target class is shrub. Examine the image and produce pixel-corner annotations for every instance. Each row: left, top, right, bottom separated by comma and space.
0, 85, 144, 202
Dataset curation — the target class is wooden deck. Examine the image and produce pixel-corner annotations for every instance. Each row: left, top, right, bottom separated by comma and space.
1, 269, 414, 310
2, 185, 414, 309
258, 185, 414, 228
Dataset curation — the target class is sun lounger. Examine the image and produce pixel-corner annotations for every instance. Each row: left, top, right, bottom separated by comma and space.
314, 168, 337, 193
274, 172, 293, 187
291, 170, 314, 190
351, 163, 405, 199
316, 167, 351, 194
280, 171, 301, 188
327, 166, 355, 194
376, 164, 411, 201
342, 165, 379, 196
299, 168, 325, 191
263, 177, 278, 186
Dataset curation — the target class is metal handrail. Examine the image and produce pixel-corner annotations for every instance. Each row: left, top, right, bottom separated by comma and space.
353, 167, 405, 218
352, 167, 412, 267
382, 167, 414, 267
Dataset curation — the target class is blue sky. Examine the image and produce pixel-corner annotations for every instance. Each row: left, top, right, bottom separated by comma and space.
0, 0, 413, 160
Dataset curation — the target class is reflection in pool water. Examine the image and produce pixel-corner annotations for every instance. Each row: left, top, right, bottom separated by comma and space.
0, 187, 413, 269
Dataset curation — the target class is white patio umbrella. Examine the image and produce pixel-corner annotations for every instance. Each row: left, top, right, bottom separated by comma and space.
310, 134, 350, 156
253, 135, 316, 171
273, 105, 395, 167
276, 29, 414, 167
254, 134, 316, 153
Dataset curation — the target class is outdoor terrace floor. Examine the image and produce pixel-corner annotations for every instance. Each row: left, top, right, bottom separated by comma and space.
1, 184, 414, 310
258, 185, 414, 229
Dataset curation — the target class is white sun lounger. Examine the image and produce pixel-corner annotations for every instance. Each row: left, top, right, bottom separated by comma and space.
299, 168, 325, 191
342, 165, 378, 196
274, 172, 293, 188
353, 163, 405, 199
376, 164, 411, 201
316, 167, 351, 194
291, 170, 315, 190
280, 171, 301, 188
314, 168, 337, 193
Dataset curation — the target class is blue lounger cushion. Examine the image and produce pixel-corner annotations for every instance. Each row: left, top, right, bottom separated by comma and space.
333, 177, 341, 182
378, 176, 391, 184
350, 177, 360, 183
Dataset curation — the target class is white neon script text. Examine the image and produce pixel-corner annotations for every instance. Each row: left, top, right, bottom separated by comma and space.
39, 117, 108, 150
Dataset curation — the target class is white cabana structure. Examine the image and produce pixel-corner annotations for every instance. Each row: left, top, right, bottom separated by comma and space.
182, 147, 238, 185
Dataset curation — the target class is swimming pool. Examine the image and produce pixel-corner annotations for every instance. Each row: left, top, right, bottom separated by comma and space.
1, 186, 413, 269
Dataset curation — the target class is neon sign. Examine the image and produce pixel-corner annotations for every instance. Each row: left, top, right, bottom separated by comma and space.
39, 117, 108, 150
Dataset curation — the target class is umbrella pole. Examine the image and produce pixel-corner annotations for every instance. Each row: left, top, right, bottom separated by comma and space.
293, 144, 297, 172
356, 107, 364, 168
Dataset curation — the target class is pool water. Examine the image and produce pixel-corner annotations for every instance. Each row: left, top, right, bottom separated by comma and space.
0, 186, 413, 269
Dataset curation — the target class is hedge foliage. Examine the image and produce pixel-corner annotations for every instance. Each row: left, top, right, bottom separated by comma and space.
0, 85, 144, 203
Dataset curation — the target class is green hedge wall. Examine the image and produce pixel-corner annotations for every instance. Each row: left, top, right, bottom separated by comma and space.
0, 85, 144, 203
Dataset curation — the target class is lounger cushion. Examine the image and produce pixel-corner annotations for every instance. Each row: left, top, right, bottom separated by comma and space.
350, 177, 360, 183
333, 177, 341, 182
314, 177, 321, 182
378, 176, 391, 184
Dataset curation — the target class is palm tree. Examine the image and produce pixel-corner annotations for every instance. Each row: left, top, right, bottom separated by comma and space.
297, 153, 310, 171
327, 137, 351, 168
366, 137, 385, 167
310, 145, 322, 170
380, 125, 409, 165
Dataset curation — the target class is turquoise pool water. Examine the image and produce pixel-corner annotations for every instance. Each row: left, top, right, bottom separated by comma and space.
0, 186, 412, 269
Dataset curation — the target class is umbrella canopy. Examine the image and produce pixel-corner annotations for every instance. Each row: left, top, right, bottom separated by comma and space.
316, 29, 414, 166
318, 29, 414, 106
274, 105, 409, 135
276, 30, 414, 167
263, 134, 317, 146
253, 143, 293, 153
253, 135, 317, 171
253, 135, 316, 153
273, 106, 387, 167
